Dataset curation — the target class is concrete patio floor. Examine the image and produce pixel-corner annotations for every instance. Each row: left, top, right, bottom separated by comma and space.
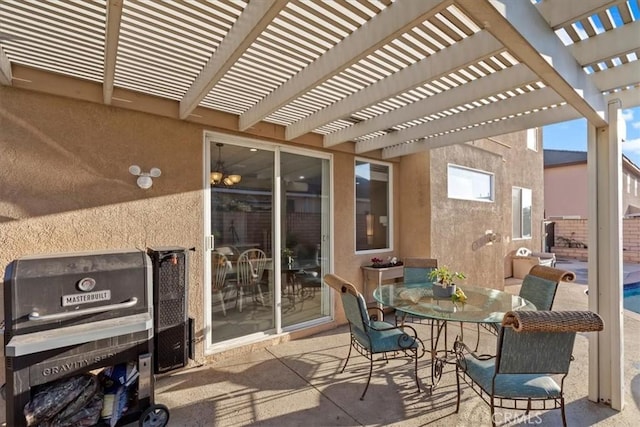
149, 273, 640, 427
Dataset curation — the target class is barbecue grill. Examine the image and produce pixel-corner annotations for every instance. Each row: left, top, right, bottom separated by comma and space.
3, 249, 169, 426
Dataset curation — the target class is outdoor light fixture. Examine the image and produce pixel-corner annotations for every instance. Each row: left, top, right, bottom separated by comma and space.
129, 165, 161, 189
211, 143, 241, 186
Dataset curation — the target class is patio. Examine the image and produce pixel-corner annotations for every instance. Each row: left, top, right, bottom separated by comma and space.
138, 277, 640, 426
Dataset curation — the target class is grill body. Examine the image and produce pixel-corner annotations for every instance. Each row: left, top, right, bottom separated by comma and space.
3, 249, 154, 427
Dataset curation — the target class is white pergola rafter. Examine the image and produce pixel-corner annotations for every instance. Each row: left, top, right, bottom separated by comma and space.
456, 0, 608, 127
103, 0, 123, 105
289, 30, 503, 144
357, 85, 562, 153
382, 103, 580, 158
535, 0, 624, 29
343, 62, 538, 151
238, 0, 452, 131
570, 20, 640, 67
179, 0, 286, 120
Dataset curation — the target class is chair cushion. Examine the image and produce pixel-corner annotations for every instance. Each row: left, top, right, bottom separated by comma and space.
463, 354, 561, 398
365, 320, 419, 353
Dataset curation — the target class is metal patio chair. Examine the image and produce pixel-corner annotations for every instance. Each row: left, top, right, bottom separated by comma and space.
394, 257, 438, 325
455, 310, 604, 427
324, 274, 425, 400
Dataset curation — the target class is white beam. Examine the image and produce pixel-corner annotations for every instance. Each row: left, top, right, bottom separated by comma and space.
240, 0, 450, 131
457, 0, 607, 127
0, 45, 12, 86
382, 104, 579, 158
590, 61, 640, 94
291, 30, 502, 142
180, 0, 285, 120
343, 63, 537, 149
587, 100, 624, 410
570, 21, 640, 66
604, 87, 640, 110
358, 86, 562, 153
535, 0, 621, 29
103, 0, 123, 105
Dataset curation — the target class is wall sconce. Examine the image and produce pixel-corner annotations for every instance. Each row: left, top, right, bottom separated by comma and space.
129, 165, 161, 189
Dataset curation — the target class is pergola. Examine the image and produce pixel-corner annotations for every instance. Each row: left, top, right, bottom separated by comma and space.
1, 0, 638, 410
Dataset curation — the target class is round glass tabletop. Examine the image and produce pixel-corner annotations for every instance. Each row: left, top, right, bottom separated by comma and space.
373, 282, 536, 323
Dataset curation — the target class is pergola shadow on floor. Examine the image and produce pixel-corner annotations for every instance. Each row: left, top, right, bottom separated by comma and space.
141, 279, 640, 427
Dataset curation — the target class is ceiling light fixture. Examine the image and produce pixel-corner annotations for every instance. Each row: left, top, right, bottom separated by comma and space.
211, 143, 241, 186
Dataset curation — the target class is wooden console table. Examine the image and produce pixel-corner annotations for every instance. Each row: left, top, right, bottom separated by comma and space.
361, 265, 404, 308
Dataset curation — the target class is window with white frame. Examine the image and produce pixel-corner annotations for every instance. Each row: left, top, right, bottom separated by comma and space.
512, 187, 532, 239
627, 173, 631, 194
355, 159, 391, 252
447, 164, 494, 202
526, 128, 538, 151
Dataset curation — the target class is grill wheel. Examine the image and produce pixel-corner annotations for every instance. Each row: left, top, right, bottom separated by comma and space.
139, 403, 170, 427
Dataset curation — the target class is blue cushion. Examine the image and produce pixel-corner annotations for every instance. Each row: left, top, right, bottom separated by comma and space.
463, 354, 561, 398
353, 320, 419, 353
519, 274, 558, 310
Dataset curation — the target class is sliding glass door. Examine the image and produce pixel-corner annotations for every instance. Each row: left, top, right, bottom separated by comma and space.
207, 136, 331, 347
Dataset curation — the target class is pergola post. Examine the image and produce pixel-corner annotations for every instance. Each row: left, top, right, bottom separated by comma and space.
587, 99, 625, 410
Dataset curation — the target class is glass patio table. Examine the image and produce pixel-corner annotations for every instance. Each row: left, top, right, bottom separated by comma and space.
373, 282, 536, 386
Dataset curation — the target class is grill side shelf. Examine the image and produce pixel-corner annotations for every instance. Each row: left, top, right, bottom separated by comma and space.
5, 313, 153, 357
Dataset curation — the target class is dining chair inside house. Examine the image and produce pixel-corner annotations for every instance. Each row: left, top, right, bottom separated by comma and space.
455, 310, 604, 427
324, 274, 425, 400
212, 251, 233, 316
476, 265, 576, 348
394, 257, 438, 325
235, 248, 268, 312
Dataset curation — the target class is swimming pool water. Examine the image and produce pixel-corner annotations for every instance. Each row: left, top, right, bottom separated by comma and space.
624, 283, 640, 314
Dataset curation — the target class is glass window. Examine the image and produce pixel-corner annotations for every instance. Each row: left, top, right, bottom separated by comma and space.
512, 187, 532, 239
526, 128, 538, 151
355, 160, 391, 252
447, 164, 494, 202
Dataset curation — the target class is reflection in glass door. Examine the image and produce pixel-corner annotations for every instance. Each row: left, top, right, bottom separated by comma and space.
208, 139, 331, 346
210, 143, 275, 344
280, 152, 331, 328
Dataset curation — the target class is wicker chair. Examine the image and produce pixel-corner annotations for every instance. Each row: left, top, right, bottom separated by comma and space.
455, 310, 604, 427
324, 274, 425, 400
394, 258, 438, 325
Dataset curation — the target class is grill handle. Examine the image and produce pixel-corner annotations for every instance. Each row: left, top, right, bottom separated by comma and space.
28, 297, 139, 321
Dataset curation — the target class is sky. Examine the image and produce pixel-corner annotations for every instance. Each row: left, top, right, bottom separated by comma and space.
543, 105, 640, 166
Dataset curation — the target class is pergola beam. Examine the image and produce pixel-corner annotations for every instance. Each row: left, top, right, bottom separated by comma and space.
570, 20, 640, 67
312, 31, 503, 146
457, 0, 607, 127
179, 0, 286, 120
358, 86, 562, 154
239, 0, 451, 131
590, 61, 640, 94
103, 0, 123, 105
382, 104, 580, 158
347, 63, 537, 151
535, 0, 622, 29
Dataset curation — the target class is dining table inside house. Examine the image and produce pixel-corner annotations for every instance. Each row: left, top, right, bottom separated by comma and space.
373, 282, 536, 387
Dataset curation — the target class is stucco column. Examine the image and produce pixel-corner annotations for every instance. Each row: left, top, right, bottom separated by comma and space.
587, 99, 624, 410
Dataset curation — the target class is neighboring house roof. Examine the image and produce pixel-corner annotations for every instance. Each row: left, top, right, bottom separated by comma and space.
544, 149, 640, 177
544, 150, 587, 167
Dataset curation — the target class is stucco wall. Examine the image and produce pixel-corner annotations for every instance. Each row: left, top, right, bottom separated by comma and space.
544, 164, 589, 218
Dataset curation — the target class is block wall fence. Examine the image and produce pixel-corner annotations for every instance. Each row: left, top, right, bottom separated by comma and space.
551, 218, 640, 263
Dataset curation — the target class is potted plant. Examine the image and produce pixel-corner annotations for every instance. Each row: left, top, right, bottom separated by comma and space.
428, 266, 466, 298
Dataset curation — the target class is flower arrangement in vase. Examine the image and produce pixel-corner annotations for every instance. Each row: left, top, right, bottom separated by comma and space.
428, 266, 466, 298
370, 256, 403, 268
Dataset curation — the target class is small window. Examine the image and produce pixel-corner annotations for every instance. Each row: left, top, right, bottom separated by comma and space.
512, 187, 532, 239
635, 178, 638, 197
355, 160, 391, 252
526, 128, 538, 151
627, 174, 631, 194
447, 164, 494, 202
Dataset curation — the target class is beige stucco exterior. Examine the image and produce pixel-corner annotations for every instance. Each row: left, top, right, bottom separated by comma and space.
1, 84, 543, 363
545, 158, 640, 219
